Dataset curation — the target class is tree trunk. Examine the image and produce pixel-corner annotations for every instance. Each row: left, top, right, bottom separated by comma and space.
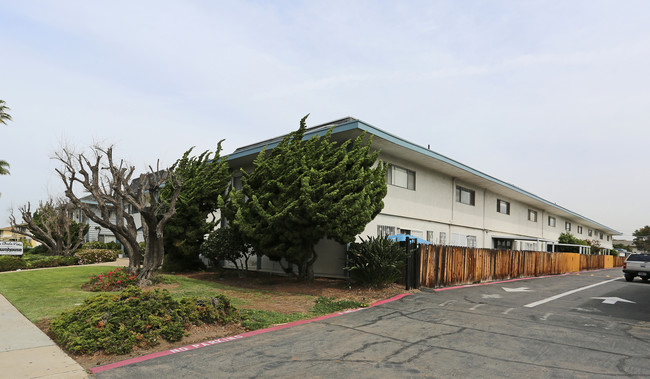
138, 213, 165, 284
297, 249, 318, 281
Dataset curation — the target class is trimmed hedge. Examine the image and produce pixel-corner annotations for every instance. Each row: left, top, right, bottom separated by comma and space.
0, 256, 27, 272
26, 256, 77, 269
50, 286, 240, 355
82, 241, 122, 251
74, 249, 118, 265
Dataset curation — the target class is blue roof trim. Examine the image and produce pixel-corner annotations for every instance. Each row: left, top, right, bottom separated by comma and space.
228, 118, 620, 235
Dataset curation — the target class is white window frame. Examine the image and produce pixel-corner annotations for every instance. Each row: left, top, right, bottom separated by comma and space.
565, 221, 572, 231
548, 216, 556, 227
577, 226, 583, 234
528, 209, 537, 222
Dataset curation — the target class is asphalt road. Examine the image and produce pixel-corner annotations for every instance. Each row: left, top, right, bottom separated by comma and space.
94, 268, 650, 378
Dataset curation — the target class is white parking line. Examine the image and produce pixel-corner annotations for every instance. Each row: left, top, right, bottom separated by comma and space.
524, 278, 620, 308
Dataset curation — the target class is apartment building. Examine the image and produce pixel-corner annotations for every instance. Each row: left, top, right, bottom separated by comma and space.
226, 117, 620, 277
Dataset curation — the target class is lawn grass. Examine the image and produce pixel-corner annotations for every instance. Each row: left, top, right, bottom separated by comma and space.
0, 265, 365, 329
0, 265, 122, 321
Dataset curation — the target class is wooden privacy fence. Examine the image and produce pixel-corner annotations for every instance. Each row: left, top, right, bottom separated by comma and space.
419, 245, 626, 288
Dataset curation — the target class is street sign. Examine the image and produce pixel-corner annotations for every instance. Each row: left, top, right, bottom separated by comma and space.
0, 241, 23, 255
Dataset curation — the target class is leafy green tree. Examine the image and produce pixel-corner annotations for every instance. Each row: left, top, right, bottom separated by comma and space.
633, 226, 650, 252
557, 232, 589, 253
0, 100, 11, 126
0, 100, 11, 179
0, 160, 8, 175
586, 239, 602, 255
201, 225, 253, 276
230, 115, 387, 281
161, 145, 231, 271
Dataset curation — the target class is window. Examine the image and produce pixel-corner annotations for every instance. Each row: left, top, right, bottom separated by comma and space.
467, 235, 477, 248
456, 186, 475, 205
607, 235, 610, 241
497, 199, 510, 215
565, 222, 571, 231
451, 233, 466, 246
439, 232, 447, 245
548, 216, 556, 227
426, 231, 434, 243
494, 238, 513, 250
387, 164, 416, 190
599, 232, 604, 239
588, 229, 593, 237
577, 226, 583, 234
410, 230, 424, 238
528, 209, 537, 222
377, 225, 396, 237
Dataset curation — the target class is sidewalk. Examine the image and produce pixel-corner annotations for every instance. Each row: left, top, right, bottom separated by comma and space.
0, 258, 129, 378
0, 294, 89, 378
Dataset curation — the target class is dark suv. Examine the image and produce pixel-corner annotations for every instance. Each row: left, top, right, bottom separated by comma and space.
622, 254, 650, 282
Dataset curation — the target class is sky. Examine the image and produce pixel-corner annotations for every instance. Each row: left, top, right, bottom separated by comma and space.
1, 0, 648, 240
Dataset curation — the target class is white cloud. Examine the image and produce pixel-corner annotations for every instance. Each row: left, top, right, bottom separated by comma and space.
1, 0, 650, 239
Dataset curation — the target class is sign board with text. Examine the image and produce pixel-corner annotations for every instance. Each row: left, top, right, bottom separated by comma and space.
0, 241, 23, 255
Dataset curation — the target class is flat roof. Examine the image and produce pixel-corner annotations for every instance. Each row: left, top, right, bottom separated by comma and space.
228, 117, 621, 235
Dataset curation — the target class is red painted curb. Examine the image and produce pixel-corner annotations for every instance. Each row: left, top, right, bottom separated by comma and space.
90, 292, 411, 374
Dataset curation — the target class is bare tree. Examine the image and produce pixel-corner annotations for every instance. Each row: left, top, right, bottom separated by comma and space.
10, 199, 88, 256
54, 145, 182, 283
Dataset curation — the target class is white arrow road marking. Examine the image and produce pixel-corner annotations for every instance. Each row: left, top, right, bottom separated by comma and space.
501, 308, 514, 315
502, 287, 532, 292
482, 294, 502, 299
540, 312, 553, 321
591, 297, 636, 305
469, 304, 484, 310
439, 300, 456, 307
525, 278, 620, 308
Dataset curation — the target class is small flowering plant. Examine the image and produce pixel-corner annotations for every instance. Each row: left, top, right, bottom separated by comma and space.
85, 267, 138, 292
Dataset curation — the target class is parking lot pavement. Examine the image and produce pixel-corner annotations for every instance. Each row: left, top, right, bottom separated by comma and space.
95, 268, 650, 378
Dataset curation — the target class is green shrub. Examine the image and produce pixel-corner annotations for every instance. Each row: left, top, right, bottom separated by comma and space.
82, 241, 108, 250
106, 241, 122, 251
311, 296, 367, 314
29, 244, 50, 255
74, 249, 118, 265
84, 267, 138, 291
346, 235, 406, 288
49, 286, 240, 355
0, 256, 27, 272
25, 256, 77, 269
81, 241, 121, 251
201, 225, 253, 274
